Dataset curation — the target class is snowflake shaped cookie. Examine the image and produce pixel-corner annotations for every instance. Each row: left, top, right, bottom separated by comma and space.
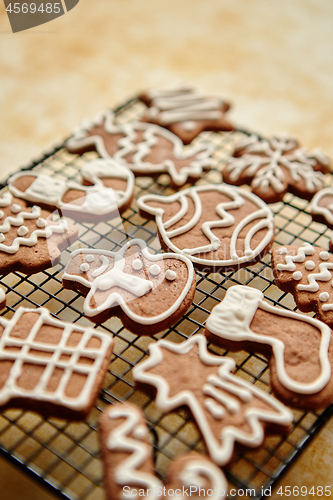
223, 134, 331, 203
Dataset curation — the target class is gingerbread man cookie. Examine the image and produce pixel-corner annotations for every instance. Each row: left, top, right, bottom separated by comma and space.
99, 402, 228, 500
66, 111, 214, 188
137, 184, 274, 272
8, 159, 134, 222
309, 187, 333, 228
62, 238, 195, 334
0, 307, 114, 419
223, 134, 331, 204
139, 83, 234, 144
0, 192, 78, 274
133, 335, 292, 466
205, 285, 332, 409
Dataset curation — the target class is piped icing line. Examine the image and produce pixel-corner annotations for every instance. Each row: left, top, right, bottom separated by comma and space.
205, 285, 332, 395
0, 286, 6, 306
0, 307, 113, 410
310, 187, 333, 225
62, 238, 194, 324
137, 185, 274, 267
297, 262, 333, 292
276, 242, 315, 272
133, 334, 293, 466
177, 459, 228, 499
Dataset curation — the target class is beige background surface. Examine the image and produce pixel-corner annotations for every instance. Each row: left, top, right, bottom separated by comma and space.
0, 0, 333, 498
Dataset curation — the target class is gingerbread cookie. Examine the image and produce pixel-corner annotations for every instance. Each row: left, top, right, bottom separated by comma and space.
0, 286, 6, 311
137, 184, 274, 272
62, 238, 195, 333
8, 159, 134, 222
309, 187, 333, 228
0, 192, 78, 274
133, 335, 292, 466
66, 111, 214, 188
99, 402, 228, 500
205, 285, 332, 409
223, 134, 331, 204
139, 83, 234, 144
0, 307, 114, 419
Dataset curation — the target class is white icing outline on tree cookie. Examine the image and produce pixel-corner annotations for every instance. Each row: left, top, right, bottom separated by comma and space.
0, 307, 113, 411
133, 334, 292, 466
62, 238, 194, 324
205, 285, 331, 394
310, 187, 333, 226
137, 184, 274, 268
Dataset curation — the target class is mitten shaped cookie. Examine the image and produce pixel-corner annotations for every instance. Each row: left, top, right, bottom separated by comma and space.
205, 285, 333, 409
0, 307, 114, 419
223, 134, 331, 203
99, 402, 228, 500
137, 184, 274, 272
62, 238, 195, 334
139, 83, 234, 144
0, 192, 78, 274
8, 159, 134, 222
133, 335, 292, 466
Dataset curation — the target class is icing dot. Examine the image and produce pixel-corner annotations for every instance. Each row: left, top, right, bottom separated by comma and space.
292, 271, 303, 280
183, 120, 196, 131
320, 251, 329, 261
85, 254, 94, 263
0, 210, 3, 219
17, 226, 28, 237
165, 270, 177, 281
36, 218, 46, 228
132, 258, 143, 271
319, 292, 330, 302
80, 263, 90, 272
305, 260, 316, 271
11, 204, 21, 214
278, 247, 288, 255
0, 233, 4, 243
149, 264, 161, 276
133, 425, 148, 440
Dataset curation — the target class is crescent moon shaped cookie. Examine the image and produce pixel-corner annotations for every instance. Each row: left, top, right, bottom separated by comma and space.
62, 238, 196, 334
223, 134, 331, 204
8, 159, 134, 222
205, 285, 333, 410
0, 307, 114, 419
0, 192, 78, 274
65, 110, 214, 188
309, 187, 333, 228
139, 83, 234, 144
137, 184, 275, 272
99, 402, 228, 500
133, 334, 292, 466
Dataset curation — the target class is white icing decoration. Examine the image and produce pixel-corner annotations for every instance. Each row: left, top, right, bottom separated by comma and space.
17, 225, 28, 237
36, 218, 46, 228
91, 255, 109, 278
305, 260, 316, 271
0, 192, 12, 208
320, 251, 329, 261
0, 286, 6, 305
80, 263, 90, 273
7, 160, 135, 219
319, 292, 330, 302
0, 234, 4, 243
137, 184, 274, 269
310, 187, 333, 226
205, 285, 332, 395
149, 264, 161, 276
278, 247, 287, 255
0, 204, 68, 254
65, 110, 214, 188
0, 307, 113, 410
11, 204, 21, 213
62, 239, 194, 324
178, 460, 227, 498
132, 258, 143, 271
292, 271, 302, 280
183, 120, 196, 131
85, 254, 94, 263
133, 334, 292, 466
276, 243, 315, 272
0, 211, 3, 219
165, 269, 177, 281
297, 262, 333, 292
225, 134, 328, 195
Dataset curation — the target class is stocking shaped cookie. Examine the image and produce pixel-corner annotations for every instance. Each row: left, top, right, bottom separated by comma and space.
66, 111, 214, 188
62, 239, 195, 334
0, 192, 78, 274
137, 184, 274, 272
309, 187, 333, 228
205, 285, 332, 409
139, 83, 234, 144
0, 307, 114, 419
99, 402, 228, 500
8, 159, 134, 222
223, 134, 331, 204
133, 335, 292, 465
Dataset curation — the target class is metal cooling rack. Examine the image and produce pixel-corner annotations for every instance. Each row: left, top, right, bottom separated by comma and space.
0, 97, 333, 500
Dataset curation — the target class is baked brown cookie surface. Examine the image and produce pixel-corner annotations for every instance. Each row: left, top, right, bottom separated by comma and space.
310, 187, 333, 228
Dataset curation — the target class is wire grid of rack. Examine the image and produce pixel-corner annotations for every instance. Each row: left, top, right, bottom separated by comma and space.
0, 97, 333, 500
